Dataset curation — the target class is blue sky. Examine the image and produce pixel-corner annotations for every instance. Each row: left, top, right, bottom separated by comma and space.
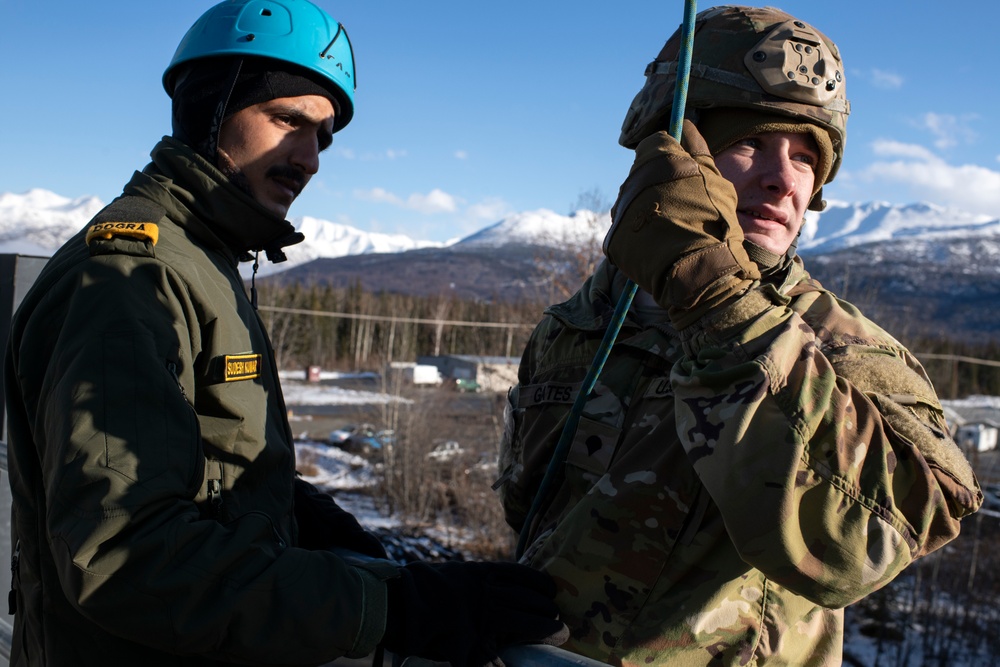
3, 1, 999, 242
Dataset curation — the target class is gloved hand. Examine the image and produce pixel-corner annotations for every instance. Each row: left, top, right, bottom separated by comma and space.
603, 119, 760, 329
293, 478, 388, 559
382, 560, 569, 666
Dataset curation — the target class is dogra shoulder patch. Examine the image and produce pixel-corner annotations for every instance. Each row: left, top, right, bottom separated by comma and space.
86, 221, 159, 246
84, 195, 165, 248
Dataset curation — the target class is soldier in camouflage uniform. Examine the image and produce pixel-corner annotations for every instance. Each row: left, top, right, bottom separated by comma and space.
496, 6, 983, 666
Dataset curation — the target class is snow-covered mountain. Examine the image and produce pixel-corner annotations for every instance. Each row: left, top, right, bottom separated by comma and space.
799, 200, 1000, 255
0, 190, 443, 276
0, 189, 105, 256
3, 188, 1000, 270
6, 188, 999, 338
455, 208, 610, 249
260, 216, 443, 277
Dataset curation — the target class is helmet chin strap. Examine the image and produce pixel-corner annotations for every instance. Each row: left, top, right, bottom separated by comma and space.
206, 59, 245, 161
743, 230, 801, 280
250, 250, 260, 310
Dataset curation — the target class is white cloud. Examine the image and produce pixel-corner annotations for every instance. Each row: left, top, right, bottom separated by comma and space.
454, 150, 468, 160
870, 68, 903, 90
919, 112, 978, 150
861, 140, 1000, 217
335, 147, 356, 160
465, 197, 511, 222
407, 189, 458, 214
358, 149, 409, 161
354, 187, 459, 214
871, 140, 937, 161
356, 187, 402, 206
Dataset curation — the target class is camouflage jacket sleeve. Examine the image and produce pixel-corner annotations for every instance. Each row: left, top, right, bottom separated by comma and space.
674, 283, 982, 608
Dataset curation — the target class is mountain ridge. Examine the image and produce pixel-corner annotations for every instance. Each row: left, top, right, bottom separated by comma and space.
2, 188, 998, 341
4, 188, 999, 267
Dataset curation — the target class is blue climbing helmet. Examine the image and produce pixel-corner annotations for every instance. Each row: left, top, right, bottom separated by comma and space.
163, 0, 356, 132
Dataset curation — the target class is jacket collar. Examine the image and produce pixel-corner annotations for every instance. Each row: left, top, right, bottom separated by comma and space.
123, 137, 304, 264
545, 259, 644, 333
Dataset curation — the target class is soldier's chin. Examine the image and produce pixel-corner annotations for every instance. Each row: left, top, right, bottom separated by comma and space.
741, 230, 790, 256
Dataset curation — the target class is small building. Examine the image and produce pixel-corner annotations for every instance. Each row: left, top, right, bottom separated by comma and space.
942, 398, 1000, 453
954, 422, 999, 453
385, 361, 443, 386
417, 355, 520, 393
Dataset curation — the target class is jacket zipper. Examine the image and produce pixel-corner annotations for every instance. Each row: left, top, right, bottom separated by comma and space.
8, 539, 19, 615
167, 360, 225, 520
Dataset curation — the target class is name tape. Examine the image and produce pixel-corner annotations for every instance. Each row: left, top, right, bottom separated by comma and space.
224, 354, 263, 382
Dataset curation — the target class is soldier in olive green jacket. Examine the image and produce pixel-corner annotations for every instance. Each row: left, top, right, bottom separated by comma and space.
5, 2, 565, 666
497, 7, 982, 666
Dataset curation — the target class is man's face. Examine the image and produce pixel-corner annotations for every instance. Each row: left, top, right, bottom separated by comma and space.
217, 94, 336, 218
713, 131, 819, 256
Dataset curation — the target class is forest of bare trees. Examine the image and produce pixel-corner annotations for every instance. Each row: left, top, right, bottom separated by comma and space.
255, 275, 1000, 399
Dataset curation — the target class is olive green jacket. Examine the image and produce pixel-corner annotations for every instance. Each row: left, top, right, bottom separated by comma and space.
498, 259, 981, 666
5, 138, 392, 666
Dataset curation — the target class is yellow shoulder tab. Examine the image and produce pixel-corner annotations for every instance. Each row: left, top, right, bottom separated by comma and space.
86, 221, 159, 246
224, 354, 263, 382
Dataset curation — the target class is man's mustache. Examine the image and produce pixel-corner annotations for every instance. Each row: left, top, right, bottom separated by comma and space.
267, 165, 307, 195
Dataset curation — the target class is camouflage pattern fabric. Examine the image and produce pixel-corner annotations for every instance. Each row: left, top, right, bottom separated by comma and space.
496, 259, 981, 666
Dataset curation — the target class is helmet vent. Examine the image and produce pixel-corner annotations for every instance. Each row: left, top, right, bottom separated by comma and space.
261, 9, 272, 16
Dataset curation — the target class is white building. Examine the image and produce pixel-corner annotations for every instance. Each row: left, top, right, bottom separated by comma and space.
942, 398, 1000, 453
417, 355, 520, 393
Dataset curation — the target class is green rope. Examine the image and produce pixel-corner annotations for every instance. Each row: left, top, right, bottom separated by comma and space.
516, 0, 700, 559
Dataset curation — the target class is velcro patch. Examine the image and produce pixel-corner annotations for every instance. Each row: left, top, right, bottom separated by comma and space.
224, 354, 263, 382
518, 382, 581, 408
86, 221, 159, 246
642, 377, 674, 399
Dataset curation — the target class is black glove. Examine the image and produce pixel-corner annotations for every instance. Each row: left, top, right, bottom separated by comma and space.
382, 560, 569, 666
293, 478, 388, 559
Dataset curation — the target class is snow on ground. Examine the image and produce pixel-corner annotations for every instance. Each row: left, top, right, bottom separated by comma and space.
280, 382, 412, 406
295, 441, 375, 491
294, 440, 398, 526
279, 370, 379, 382
294, 439, 471, 560
278, 371, 412, 407
943, 394, 1000, 410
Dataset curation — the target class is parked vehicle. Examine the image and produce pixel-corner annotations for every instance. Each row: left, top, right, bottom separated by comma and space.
329, 424, 395, 456
426, 440, 464, 462
455, 378, 480, 393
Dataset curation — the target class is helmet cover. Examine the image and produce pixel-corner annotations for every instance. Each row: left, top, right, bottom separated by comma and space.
620, 5, 849, 188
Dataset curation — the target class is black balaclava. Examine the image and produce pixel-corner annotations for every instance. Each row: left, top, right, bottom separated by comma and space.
170, 55, 339, 163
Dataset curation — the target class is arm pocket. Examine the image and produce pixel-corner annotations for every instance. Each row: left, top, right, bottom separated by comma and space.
101, 330, 167, 481
98, 331, 199, 487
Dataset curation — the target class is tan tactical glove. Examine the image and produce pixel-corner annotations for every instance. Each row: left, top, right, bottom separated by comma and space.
603, 120, 760, 329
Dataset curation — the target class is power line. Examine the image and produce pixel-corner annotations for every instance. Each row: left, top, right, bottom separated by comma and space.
257, 305, 535, 330
916, 353, 1000, 369
257, 307, 1000, 368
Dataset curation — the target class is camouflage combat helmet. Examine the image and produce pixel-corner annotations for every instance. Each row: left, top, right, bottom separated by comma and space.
620, 5, 850, 186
